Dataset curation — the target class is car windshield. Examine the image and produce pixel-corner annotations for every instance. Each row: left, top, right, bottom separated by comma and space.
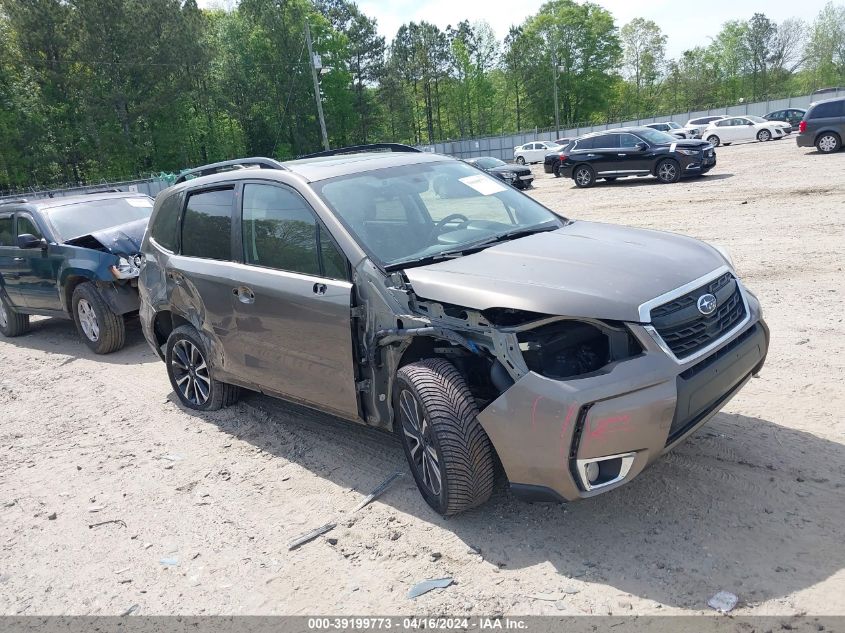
473, 157, 506, 169
636, 129, 677, 144
667, 122, 681, 129
746, 115, 767, 123
313, 160, 564, 269
45, 197, 154, 241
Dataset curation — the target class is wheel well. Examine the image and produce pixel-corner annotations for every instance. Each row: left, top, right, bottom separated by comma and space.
151, 310, 191, 349
572, 163, 592, 177
62, 275, 91, 313
816, 130, 841, 143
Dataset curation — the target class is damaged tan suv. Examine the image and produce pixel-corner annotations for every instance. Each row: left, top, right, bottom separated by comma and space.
139, 145, 769, 515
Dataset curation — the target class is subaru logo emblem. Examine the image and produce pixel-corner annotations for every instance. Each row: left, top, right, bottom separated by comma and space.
697, 293, 717, 315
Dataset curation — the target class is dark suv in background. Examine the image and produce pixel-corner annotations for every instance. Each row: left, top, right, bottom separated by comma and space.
0, 192, 153, 352
554, 127, 716, 187
796, 97, 845, 153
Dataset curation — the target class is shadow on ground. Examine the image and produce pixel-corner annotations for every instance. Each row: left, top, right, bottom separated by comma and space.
0, 315, 155, 366
177, 387, 845, 609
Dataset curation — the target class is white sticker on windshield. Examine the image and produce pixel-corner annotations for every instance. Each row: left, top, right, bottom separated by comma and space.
459, 174, 507, 196
126, 198, 153, 208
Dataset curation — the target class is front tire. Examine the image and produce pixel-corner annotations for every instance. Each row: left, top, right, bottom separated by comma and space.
515, 156, 525, 165
706, 135, 720, 147
817, 132, 841, 153
573, 165, 595, 188
395, 359, 495, 516
656, 159, 681, 184
165, 325, 240, 411
757, 129, 771, 142
0, 294, 29, 337
72, 282, 125, 354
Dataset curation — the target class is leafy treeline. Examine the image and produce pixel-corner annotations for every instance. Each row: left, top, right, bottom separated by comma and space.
1, 0, 844, 190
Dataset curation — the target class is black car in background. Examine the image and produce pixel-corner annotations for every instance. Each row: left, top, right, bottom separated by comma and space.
796, 96, 845, 153
555, 127, 716, 188
464, 157, 534, 189
764, 108, 806, 128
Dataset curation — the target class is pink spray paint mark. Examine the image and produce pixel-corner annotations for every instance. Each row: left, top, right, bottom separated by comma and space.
559, 404, 577, 463
585, 414, 632, 443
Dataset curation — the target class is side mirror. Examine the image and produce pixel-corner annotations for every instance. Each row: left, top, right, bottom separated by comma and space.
636, 142, 648, 152
16, 233, 43, 249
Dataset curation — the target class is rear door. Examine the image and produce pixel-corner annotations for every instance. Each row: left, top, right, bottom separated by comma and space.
0, 213, 25, 305
168, 186, 242, 380
14, 213, 63, 310
588, 134, 621, 176
229, 181, 359, 419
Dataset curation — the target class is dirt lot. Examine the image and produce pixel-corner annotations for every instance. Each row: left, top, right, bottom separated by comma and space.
1, 138, 844, 617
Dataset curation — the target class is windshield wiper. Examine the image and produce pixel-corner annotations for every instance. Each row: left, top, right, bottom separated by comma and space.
384, 223, 561, 272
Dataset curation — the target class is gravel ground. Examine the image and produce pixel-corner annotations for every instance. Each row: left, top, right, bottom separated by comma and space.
1, 138, 844, 617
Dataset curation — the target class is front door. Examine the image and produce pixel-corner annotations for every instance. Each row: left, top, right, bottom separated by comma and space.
14, 213, 63, 311
614, 133, 653, 175
230, 181, 359, 419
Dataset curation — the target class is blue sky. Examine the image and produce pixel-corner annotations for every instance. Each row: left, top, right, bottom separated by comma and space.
198, 0, 832, 59
356, 0, 830, 58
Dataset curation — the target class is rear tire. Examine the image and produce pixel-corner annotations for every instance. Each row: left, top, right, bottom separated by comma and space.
165, 325, 240, 411
706, 135, 720, 147
656, 159, 681, 184
395, 358, 495, 516
553, 163, 562, 177
0, 294, 30, 337
573, 165, 595, 188
757, 129, 771, 142
72, 282, 125, 354
816, 132, 841, 153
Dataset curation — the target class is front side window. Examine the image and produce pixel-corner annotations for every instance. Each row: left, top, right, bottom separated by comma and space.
618, 133, 642, 148
181, 188, 233, 261
0, 216, 13, 246
313, 160, 562, 269
16, 216, 42, 239
241, 183, 346, 279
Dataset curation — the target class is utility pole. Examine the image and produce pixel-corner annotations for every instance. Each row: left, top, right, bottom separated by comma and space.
305, 21, 330, 151
552, 50, 560, 137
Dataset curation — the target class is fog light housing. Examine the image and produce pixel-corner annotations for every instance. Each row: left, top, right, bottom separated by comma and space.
576, 452, 637, 491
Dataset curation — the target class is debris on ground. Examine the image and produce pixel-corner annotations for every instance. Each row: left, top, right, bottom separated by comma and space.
89, 519, 127, 529
288, 471, 404, 551
708, 590, 739, 613
159, 557, 179, 566
120, 604, 139, 616
351, 471, 403, 513
529, 592, 565, 602
47, 512, 57, 520
288, 523, 337, 551
407, 577, 454, 599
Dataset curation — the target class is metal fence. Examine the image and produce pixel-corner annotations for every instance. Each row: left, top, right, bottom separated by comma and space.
0, 176, 172, 203
417, 90, 845, 161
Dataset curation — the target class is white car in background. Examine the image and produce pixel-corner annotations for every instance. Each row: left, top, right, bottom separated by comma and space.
685, 115, 730, 138
702, 115, 791, 147
644, 121, 695, 139
513, 141, 561, 164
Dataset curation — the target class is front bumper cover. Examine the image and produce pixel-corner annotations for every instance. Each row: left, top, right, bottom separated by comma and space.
477, 292, 768, 502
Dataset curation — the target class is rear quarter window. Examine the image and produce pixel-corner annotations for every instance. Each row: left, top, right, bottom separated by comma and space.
809, 100, 845, 119
148, 192, 183, 252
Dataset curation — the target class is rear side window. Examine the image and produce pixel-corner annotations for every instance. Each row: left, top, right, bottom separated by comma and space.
809, 100, 844, 119
575, 137, 595, 150
181, 189, 233, 261
241, 183, 347, 280
149, 192, 182, 252
0, 216, 12, 246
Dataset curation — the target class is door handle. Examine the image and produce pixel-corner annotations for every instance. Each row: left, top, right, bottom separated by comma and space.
617, 153, 627, 156
12, 257, 24, 262
313, 283, 327, 296
233, 286, 255, 304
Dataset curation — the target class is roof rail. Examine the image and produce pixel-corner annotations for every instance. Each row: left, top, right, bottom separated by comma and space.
85, 188, 122, 194
174, 157, 286, 184
0, 198, 28, 206
298, 143, 422, 159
